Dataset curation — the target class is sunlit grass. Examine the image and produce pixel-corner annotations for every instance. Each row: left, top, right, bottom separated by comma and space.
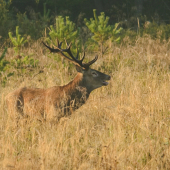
1, 36, 170, 169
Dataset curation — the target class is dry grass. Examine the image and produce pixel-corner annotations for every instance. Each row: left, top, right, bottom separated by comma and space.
1, 36, 170, 169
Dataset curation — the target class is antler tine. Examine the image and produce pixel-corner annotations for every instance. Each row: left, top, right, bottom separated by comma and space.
42, 41, 60, 53
42, 39, 98, 69
42, 41, 79, 65
83, 55, 98, 68
80, 51, 85, 62
62, 39, 89, 67
60, 40, 83, 65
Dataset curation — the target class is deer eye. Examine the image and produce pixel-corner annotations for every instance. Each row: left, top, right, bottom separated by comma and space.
92, 71, 98, 77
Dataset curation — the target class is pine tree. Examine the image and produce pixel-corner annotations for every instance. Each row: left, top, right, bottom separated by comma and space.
84, 9, 122, 57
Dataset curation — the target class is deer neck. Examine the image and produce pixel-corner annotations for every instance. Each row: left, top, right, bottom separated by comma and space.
64, 73, 90, 98
61, 73, 90, 112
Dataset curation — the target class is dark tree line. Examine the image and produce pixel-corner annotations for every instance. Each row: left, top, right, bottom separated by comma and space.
1, 0, 170, 42
10, 0, 170, 26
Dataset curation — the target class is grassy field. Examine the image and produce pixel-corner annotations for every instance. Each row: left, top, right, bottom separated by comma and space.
1, 36, 170, 169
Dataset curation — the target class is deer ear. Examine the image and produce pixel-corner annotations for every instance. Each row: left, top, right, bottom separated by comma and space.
76, 65, 84, 73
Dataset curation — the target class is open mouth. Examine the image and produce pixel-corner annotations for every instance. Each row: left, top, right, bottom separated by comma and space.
102, 76, 111, 86
102, 81, 109, 86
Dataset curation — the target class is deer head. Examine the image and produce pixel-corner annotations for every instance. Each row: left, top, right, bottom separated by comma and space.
42, 40, 111, 93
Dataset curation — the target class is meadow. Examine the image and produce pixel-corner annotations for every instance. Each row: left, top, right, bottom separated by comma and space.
0, 36, 170, 169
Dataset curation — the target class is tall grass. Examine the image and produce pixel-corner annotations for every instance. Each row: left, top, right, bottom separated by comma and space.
1, 36, 170, 169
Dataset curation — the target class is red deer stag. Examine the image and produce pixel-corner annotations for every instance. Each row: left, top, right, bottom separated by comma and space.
6, 39, 110, 121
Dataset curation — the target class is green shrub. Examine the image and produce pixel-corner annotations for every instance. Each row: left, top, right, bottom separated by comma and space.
8, 26, 28, 56
0, 47, 14, 86
0, 47, 9, 71
39, 3, 52, 28
141, 22, 170, 41
84, 9, 122, 57
0, 46, 39, 86
10, 55, 39, 69
48, 16, 79, 50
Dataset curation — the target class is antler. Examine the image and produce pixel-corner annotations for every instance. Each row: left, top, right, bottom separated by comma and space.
42, 39, 98, 69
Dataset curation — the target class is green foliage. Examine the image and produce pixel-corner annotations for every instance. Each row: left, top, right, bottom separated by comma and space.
0, 0, 11, 23
47, 15, 81, 57
49, 16, 79, 47
84, 9, 122, 56
9, 56, 39, 86
0, 47, 9, 71
84, 9, 112, 42
0, 35, 39, 86
10, 55, 39, 69
38, 3, 52, 27
23, 56, 39, 67
8, 26, 28, 55
0, 47, 14, 86
111, 23, 123, 42
0, 47, 7, 61
0, 47, 39, 86
15, 5, 52, 40
120, 29, 138, 45
16, 12, 40, 39
141, 22, 170, 41
0, 0, 13, 41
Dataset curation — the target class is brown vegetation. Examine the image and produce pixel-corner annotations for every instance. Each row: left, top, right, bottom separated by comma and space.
1, 36, 170, 169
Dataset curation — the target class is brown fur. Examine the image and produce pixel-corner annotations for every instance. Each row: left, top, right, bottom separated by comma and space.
6, 68, 110, 121
6, 40, 111, 121
6, 73, 82, 120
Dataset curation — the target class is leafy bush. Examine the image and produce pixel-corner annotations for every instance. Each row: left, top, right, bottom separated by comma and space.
0, 47, 9, 72
141, 22, 170, 41
0, 47, 14, 86
7, 26, 40, 85
84, 9, 122, 57
14, 3, 52, 40
10, 55, 39, 69
48, 16, 80, 51
0, 46, 39, 86
8, 26, 28, 56
38, 3, 52, 28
